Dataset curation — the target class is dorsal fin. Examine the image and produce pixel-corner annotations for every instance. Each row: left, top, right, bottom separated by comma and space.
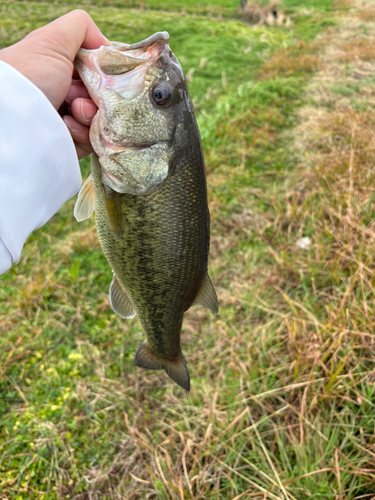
74, 174, 95, 221
109, 274, 136, 319
193, 274, 219, 313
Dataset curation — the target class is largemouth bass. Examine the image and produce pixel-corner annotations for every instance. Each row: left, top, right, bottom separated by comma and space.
74, 32, 218, 391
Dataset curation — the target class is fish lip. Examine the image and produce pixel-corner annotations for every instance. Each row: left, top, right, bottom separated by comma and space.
98, 119, 176, 152
99, 133, 168, 152
114, 31, 170, 52
99, 126, 176, 151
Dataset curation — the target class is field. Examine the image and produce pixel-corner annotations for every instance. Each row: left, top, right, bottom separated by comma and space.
2, 0, 375, 498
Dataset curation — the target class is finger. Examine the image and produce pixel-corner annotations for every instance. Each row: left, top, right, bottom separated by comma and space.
71, 98, 97, 125
64, 113, 93, 159
65, 80, 90, 103
39, 10, 111, 63
75, 142, 93, 160
63, 115, 91, 146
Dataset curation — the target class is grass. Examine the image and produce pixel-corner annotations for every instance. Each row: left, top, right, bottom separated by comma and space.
1, 0, 375, 498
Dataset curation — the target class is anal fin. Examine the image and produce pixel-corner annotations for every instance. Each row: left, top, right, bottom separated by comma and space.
74, 174, 95, 222
193, 274, 219, 313
109, 274, 136, 318
135, 341, 190, 391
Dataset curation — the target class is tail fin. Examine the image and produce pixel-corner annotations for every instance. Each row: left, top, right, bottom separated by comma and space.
135, 341, 190, 391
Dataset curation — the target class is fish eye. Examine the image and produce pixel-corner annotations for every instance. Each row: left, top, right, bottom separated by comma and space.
152, 84, 171, 106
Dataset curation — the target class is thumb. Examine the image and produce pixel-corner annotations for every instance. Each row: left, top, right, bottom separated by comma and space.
38, 10, 111, 62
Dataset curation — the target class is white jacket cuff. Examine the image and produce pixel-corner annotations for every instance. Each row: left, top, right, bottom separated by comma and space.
0, 60, 82, 275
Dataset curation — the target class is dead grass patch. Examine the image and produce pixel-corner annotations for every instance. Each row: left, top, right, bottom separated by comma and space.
263, 10, 375, 394
352, 0, 375, 22
52, 227, 100, 257
259, 42, 320, 80
333, 0, 355, 7
336, 37, 375, 62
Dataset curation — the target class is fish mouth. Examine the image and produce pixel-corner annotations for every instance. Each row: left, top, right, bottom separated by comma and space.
99, 133, 159, 152
75, 31, 177, 105
75, 31, 170, 70
90, 112, 173, 158
111, 31, 170, 59
75, 31, 171, 82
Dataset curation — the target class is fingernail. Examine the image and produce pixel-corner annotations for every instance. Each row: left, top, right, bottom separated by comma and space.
80, 99, 87, 121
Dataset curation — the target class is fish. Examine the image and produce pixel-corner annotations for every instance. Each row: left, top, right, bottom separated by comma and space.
73, 31, 218, 391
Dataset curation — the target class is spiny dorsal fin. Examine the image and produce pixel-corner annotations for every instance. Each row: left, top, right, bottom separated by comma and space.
193, 274, 219, 313
74, 174, 95, 222
109, 273, 136, 319
135, 341, 190, 391
103, 184, 123, 241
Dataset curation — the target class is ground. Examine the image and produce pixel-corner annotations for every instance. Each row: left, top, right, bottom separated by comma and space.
1, 0, 375, 498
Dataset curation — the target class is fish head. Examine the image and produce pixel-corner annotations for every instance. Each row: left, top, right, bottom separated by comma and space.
75, 32, 196, 195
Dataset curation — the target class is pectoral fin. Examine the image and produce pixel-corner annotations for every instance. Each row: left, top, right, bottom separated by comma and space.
109, 274, 136, 318
74, 174, 95, 222
135, 341, 190, 391
103, 184, 123, 241
193, 274, 219, 313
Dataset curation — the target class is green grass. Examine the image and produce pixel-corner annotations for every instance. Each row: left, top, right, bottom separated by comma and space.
2, 0, 375, 498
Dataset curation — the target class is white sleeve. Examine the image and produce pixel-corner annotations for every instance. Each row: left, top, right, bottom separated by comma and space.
0, 60, 82, 275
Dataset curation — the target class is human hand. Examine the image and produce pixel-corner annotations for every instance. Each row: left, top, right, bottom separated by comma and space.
0, 10, 110, 159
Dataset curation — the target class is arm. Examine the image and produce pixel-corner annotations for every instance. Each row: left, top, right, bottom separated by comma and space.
0, 60, 81, 274
0, 11, 110, 275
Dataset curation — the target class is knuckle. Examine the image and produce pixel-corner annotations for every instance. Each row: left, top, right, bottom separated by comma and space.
71, 9, 92, 23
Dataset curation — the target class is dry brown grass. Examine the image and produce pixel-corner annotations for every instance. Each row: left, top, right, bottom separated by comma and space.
259, 42, 320, 80
273, 106, 375, 362
334, 0, 375, 23
333, 0, 355, 7
336, 38, 375, 62
259, 8, 375, 409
